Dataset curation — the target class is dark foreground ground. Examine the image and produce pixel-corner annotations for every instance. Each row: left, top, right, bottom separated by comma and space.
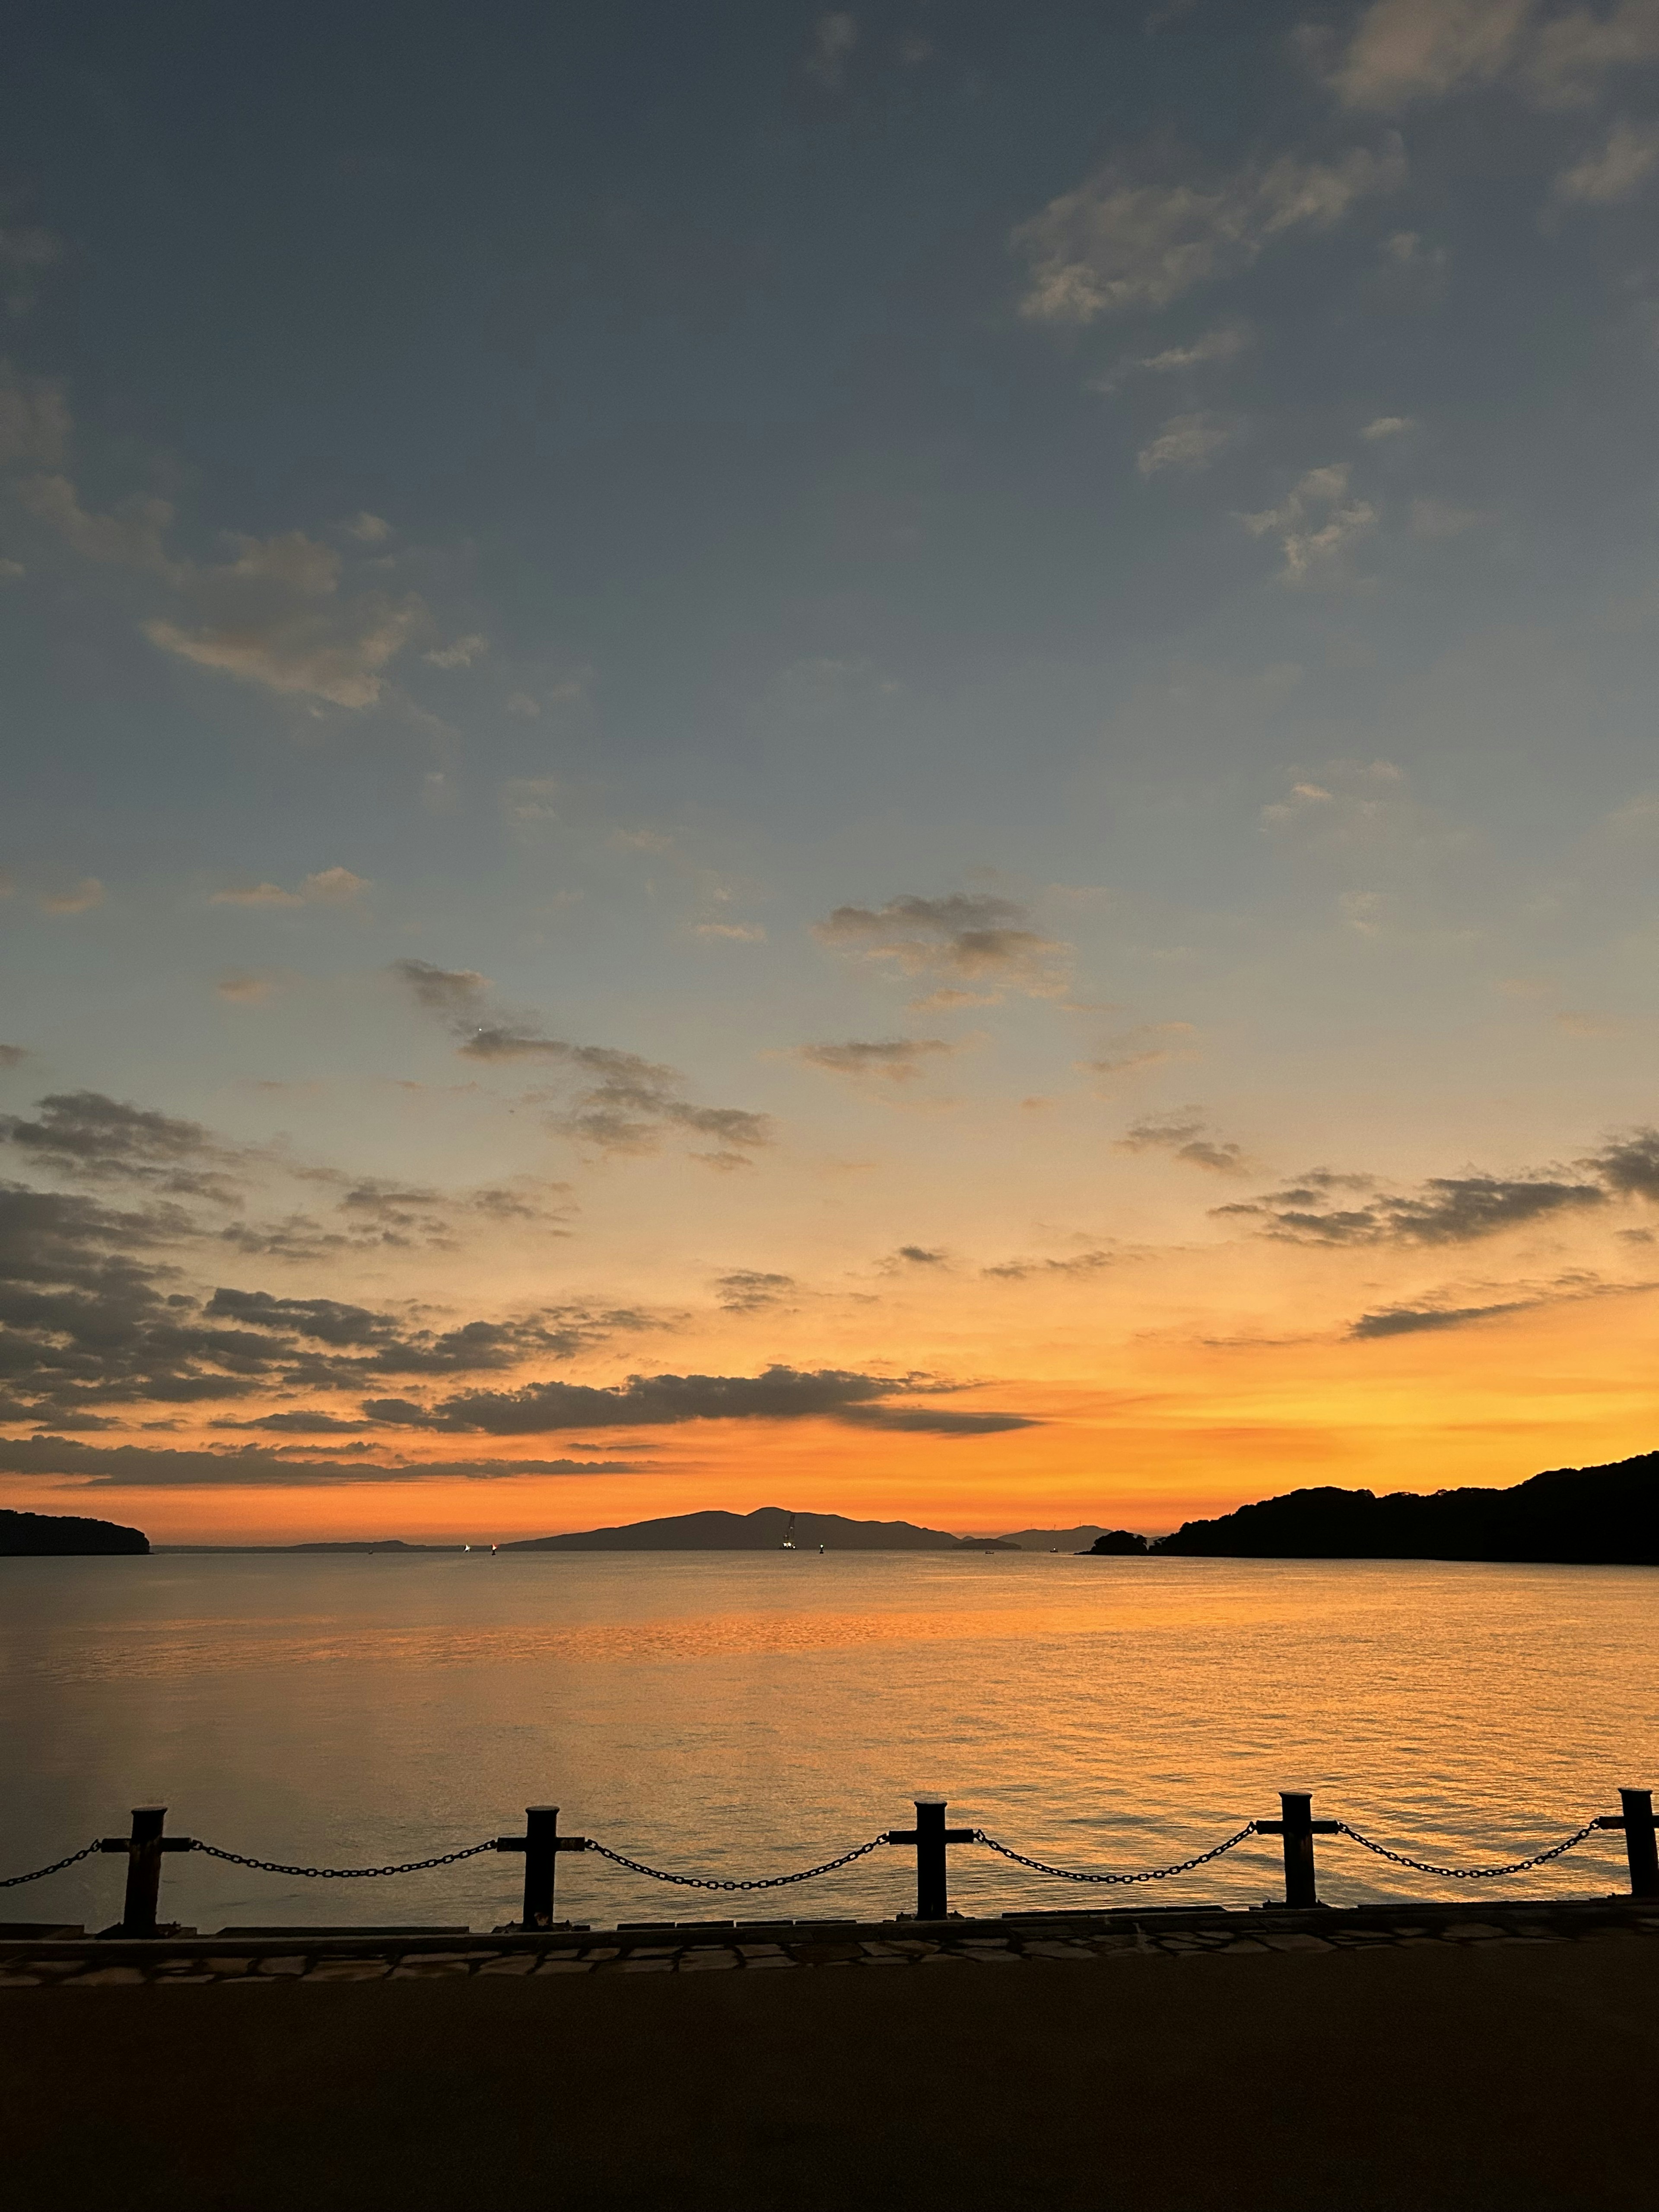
4, 1906, 1657, 2211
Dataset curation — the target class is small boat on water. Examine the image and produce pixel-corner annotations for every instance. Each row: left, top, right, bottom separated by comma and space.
781, 1511, 796, 1552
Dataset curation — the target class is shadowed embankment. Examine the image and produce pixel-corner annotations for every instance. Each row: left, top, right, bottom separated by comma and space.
5, 1933, 1656, 2210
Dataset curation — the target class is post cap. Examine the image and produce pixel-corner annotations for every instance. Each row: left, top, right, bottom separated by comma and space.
913, 1792, 947, 1805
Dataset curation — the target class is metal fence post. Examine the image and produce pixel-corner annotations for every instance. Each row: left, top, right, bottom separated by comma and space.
1255, 1791, 1338, 1907
885, 1795, 974, 1920
496, 1805, 588, 1929
1595, 1788, 1659, 1900
98, 1805, 193, 1936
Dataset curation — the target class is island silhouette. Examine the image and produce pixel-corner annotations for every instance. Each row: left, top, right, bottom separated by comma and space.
1089, 1449, 1659, 1566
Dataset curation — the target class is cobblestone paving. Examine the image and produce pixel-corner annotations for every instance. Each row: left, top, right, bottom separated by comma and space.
3, 1902, 1656, 1985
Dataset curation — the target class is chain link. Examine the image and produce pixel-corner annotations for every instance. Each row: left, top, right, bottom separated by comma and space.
971, 1822, 1260, 1886
1332, 1819, 1603, 1880
582, 1834, 891, 1892
0, 1841, 102, 1889
190, 1839, 500, 1880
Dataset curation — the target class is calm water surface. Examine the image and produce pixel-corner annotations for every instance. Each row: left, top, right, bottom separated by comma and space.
3, 1551, 1653, 1930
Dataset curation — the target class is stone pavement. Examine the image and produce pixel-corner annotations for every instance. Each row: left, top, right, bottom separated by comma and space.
3, 1890, 1656, 1983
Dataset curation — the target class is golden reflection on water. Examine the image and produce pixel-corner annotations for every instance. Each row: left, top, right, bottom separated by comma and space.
4, 1552, 1655, 1929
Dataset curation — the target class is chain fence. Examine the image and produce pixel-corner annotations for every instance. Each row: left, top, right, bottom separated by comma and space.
973, 1821, 1261, 1886
582, 1835, 891, 1892
190, 1839, 501, 1880
0, 1841, 102, 1890
0, 1808, 1634, 1902
1332, 1819, 1605, 1881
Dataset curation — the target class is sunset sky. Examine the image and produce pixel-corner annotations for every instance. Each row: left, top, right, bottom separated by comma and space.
4, 0, 1659, 1542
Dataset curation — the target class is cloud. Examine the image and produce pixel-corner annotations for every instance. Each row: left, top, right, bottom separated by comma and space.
19, 474, 180, 576
342, 512, 391, 543
144, 526, 423, 707
693, 921, 766, 942
1556, 116, 1659, 202
1014, 143, 1403, 323
1137, 411, 1233, 477
0, 1435, 639, 1488
1240, 463, 1377, 583
712, 1270, 796, 1312
0, 1164, 652, 1427
1349, 1299, 1534, 1337
0, 364, 70, 467
214, 971, 286, 1004
363, 1363, 1036, 1437
38, 877, 104, 916
889, 1245, 948, 1267
796, 1038, 957, 1083
1080, 1022, 1198, 1083
805, 11, 858, 87
392, 959, 772, 1166
1117, 1109, 1247, 1173
1218, 1165, 1608, 1244
1259, 759, 1432, 851
1360, 413, 1415, 438
0, 1045, 28, 1068
22, 476, 425, 707
423, 633, 488, 668
210, 866, 368, 908
983, 1248, 1116, 1281
0, 1091, 242, 1199
1135, 324, 1252, 373
813, 891, 1069, 1000
1317, 0, 1659, 109
1589, 1127, 1659, 1200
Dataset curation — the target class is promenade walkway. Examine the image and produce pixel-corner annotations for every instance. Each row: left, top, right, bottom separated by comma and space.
3, 1898, 1656, 2209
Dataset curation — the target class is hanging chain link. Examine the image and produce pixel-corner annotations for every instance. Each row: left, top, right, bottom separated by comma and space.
1332, 1819, 1603, 1881
189, 1839, 500, 1880
0, 1840, 103, 1889
971, 1821, 1261, 1886
581, 1834, 891, 1892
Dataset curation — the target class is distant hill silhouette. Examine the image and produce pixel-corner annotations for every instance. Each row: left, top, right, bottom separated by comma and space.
1086, 1453, 1659, 1565
996, 1526, 1119, 1551
1, 1508, 148, 1556
507, 1507, 1014, 1552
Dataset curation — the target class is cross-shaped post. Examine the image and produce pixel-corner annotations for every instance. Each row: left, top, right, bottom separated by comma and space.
496, 1805, 588, 1929
1594, 1788, 1659, 1900
886, 1795, 974, 1920
1254, 1791, 1339, 1908
98, 1805, 194, 1937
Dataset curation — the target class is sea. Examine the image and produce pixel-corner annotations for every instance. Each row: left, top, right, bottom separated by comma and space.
3, 1549, 1654, 1933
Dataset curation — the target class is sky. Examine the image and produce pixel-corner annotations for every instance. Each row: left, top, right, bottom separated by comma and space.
3, 0, 1659, 1543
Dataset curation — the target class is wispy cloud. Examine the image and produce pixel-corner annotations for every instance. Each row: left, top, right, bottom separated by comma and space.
1117, 1109, 1247, 1173
1556, 116, 1659, 203
0, 1435, 641, 1488
1137, 411, 1233, 477
1315, 0, 1659, 111
364, 1363, 1036, 1437
796, 1038, 958, 1083
804, 11, 858, 88
1014, 143, 1402, 323
813, 892, 1069, 1001
211, 867, 367, 909
1217, 1162, 1609, 1244
393, 959, 772, 1167
712, 1270, 796, 1312
1240, 463, 1377, 583
38, 877, 104, 916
